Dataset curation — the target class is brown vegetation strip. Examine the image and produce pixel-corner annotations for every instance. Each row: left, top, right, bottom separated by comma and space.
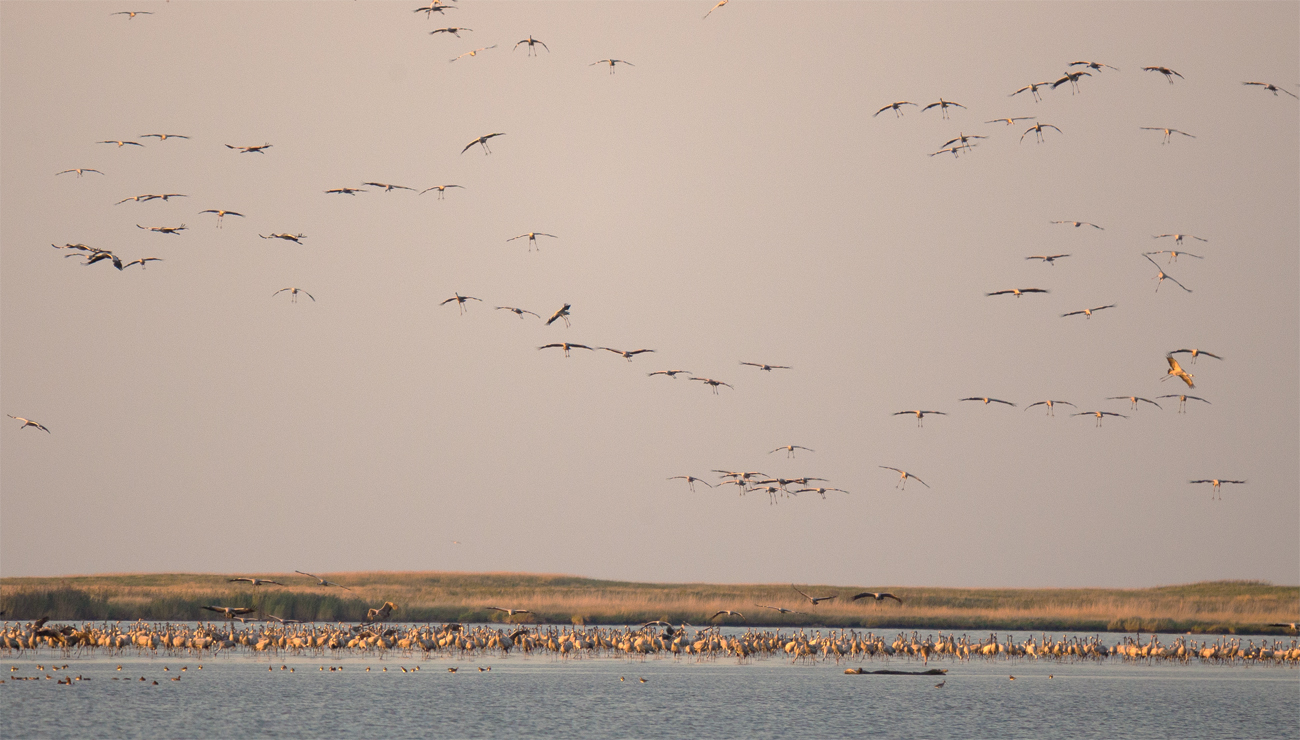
1, 573, 1296, 635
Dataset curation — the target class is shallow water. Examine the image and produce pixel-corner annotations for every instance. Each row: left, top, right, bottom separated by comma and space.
4, 647, 1297, 740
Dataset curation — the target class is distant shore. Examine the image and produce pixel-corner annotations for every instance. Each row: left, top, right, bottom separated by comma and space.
2, 573, 1296, 635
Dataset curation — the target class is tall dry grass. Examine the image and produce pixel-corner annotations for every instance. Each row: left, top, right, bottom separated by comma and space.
1, 572, 1295, 634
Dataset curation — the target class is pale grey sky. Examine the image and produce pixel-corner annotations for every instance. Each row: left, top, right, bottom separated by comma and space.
2, 1, 1296, 588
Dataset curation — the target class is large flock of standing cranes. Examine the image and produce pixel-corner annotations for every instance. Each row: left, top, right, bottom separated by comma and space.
3, 2, 1297, 601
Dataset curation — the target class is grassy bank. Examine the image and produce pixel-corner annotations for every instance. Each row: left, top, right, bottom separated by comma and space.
1, 573, 1296, 635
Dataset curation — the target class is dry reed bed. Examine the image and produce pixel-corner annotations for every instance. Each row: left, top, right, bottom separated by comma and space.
1, 573, 1295, 634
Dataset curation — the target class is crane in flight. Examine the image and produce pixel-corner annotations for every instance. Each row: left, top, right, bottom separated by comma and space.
123, 257, 163, 270
137, 224, 187, 234
851, 592, 903, 604
514, 35, 549, 55
545, 303, 571, 327
1027, 254, 1070, 265
894, 410, 946, 427
1021, 121, 1062, 143
600, 347, 655, 361
1107, 396, 1162, 411
1242, 81, 1299, 99
1157, 394, 1210, 413
97, 139, 143, 148
591, 59, 634, 74
1073, 410, 1127, 427
538, 342, 593, 358
708, 610, 745, 621
112, 11, 153, 18
986, 116, 1035, 126
1143, 254, 1192, 293
364, 602, 397, 623
1162, 355, 1195, 388
429, 27, 472, 37
462, 132, 505, 155
704, 0, 729, 19
875, 101, 917, 118
880, 466, 929, 489
7, 415, 50, 433
1010, 81, 1052, 102
753, 603, 806, 615
922, 98, 965, 118
450, 45, 496, 62
495, 306, 540, 319
200, 606, 255, 619
486, 607, 531, 616
261, 233, 306, 243
1189, 479, 1245, 500
1168, 348, 1222, 364
420, 184, 464, 199
326, 187, 367, 195
1025, 400, 1075, 416
199, 209, 245, 227
1143, 66, 1183, 84
1145, 250, 1202, 263
140, 133, 188, 141
1141, 127, 1195, 144
1052, 220, 1103, 229
273, 287, 315, 303
941, 132, 987, 149
56, 168, 104, 177
440, 293, 482, 314
1061, 304, 1116, 319
1070, 60, 1119, 72
226, 143, 272, 154
691, 377, 733, 394
740, 361, 791, 371
770, 445, 814, 458
228, 577, 283, 587
791, 585, 837, 606
668, 476, 714, 491
649, 369, 692, 378
295, 571, 351, 591
414, 2, 454, 17
507, 232, 558, 250
1153, 233, 1208, 246
986, 288, 1048, 298
796, 486, 848, 498
960, 397, 1016, 407
364, 182, 415, 192
1051, 70, 1091, 94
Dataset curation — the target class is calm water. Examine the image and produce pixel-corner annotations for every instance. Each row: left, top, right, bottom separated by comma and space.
3, 633, 1297, 739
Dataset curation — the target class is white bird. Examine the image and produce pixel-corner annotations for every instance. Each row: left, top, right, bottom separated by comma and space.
7, 415, 50, 433
462, 132, 505, 155
708, 610, 745, 621
228, 577, 283, 587
880, 466, 929, 489
486, 607, 531, 616
273, 288, 315, 303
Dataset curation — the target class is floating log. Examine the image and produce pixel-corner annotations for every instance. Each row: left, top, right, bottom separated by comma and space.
845, 668, 948, 675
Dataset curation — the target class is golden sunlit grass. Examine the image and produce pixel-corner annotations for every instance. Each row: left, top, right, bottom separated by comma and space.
1, 573, 1295, 634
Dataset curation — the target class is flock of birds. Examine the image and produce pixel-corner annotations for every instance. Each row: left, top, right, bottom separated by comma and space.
5, 3, 1296, 634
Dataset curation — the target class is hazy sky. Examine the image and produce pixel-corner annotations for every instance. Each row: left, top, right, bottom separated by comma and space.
2, 1, 1296, 589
